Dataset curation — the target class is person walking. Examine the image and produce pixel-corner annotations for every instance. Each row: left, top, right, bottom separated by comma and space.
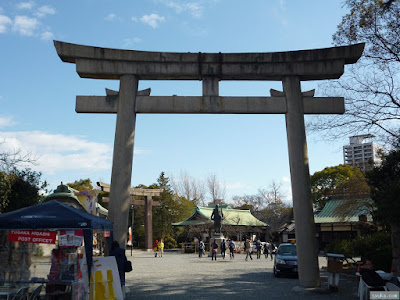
267, 240, 275, 261
220, 239, 227, 259
109, 241, 128, 293
198, 239, 205, 258
245, 239, 253, 261
255, 239, 262, 259
211, 240, 218, 261
153, 240, 159, 257
263, 242, 269, 259
228, 239, 236, 259
158, 238, 164, 257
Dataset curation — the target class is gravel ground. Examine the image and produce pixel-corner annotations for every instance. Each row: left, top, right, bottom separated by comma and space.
124, 250, 359, 300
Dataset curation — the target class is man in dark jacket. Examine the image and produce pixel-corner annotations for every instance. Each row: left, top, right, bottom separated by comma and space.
360, 259, 387, 288
109, 241, 128, 290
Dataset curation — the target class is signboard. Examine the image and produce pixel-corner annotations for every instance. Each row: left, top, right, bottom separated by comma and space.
8, 230, 57, 244
59, 230, 83, 247
90, 256, 123, 300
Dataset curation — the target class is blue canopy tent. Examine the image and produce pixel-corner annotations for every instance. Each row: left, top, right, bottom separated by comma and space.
0, 200, 113, 275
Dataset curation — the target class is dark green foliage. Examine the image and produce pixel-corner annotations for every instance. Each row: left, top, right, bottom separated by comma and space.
174, 227, 188, 245
0, 169, 47, 213
130, 172, 194, 247
163, 234, 176, 249
326, 239, 354, 258
367, 148, 400, 225
152, 172, 194, 240
326, 232, 392, 271
311, 164, 368, 211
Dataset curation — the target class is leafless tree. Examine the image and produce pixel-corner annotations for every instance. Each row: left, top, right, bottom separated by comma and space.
258, 181, 292, 233
170, 170, 206, 206
258, 180, 285, 205
231, 194, 265, 213
205, 173, 226, 205
0, 140, 38, 172
307, 0, 400, 144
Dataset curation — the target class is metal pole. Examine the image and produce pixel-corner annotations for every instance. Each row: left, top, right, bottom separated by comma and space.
131, 205, 135, 256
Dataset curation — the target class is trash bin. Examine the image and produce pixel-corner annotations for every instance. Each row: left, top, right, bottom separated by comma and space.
326, 253, 345, 292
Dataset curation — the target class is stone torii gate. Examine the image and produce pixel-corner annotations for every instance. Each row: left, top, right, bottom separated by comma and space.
96, 182, 162, 251
54, 41, 364, 288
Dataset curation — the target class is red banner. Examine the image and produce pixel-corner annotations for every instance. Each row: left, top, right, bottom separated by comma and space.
8, 230, 57, 244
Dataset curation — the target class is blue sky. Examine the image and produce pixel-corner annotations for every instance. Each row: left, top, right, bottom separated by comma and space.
0, 0, 352, 202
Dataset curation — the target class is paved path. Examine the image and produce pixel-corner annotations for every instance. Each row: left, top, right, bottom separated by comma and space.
125, 250, 358, 299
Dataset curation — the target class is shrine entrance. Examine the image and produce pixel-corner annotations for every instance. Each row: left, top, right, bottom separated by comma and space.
97, 182, 162, 251
54, 41, 364, 287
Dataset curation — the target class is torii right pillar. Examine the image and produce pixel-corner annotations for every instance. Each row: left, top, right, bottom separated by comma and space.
283, 76, 320, 287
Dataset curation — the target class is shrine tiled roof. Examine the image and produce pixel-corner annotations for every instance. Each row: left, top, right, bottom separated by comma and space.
314, 198, 373, 224
172, 205, 268, 227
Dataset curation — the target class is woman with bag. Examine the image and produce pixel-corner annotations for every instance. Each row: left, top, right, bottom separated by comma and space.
109, 240, 129, 292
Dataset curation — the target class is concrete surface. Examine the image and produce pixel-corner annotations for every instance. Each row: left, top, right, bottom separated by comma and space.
125, 250, 359, 299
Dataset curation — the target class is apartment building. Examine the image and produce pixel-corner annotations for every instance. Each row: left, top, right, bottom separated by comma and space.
343, 134, 384, 171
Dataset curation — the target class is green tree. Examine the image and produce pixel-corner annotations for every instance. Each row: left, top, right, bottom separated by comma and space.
0, 169, 47, 213
367, 144, 400, 275
310, 164, 369, 211
66, 178, 94, 191
309, 0, 400, 141
152, 172, 194, 240
1, 143, 47, 212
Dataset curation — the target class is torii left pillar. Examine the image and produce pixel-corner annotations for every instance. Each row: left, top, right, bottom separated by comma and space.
108, 74, 138, 249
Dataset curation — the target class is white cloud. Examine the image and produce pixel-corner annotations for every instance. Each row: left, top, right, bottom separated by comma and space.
40, 31, 53, 40
281, 176, 290, 183
17, 2, 35, 10
131, 16, 138, 22
279, 0, 286, 11
34, 5, 55, 18
156, 0, 204, 18
0, 116, 17, 129
226, 181, 245, 190
12, 15, 39, 36
140, 14, 165, 29
0, 15, 12, 33
0, 131, 113, 175
105, 13, 116, 21
122, 37, 142, 48
272, 1, 288, 27
0, 131, 151, 176
184, 2, 203, 18
182, 22, 207, 37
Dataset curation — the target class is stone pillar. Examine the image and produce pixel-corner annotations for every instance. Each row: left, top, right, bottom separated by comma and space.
283, 76, 320, 288
202, 76, 219, 97
109, 74, 138, 249
144, 196, 153, 250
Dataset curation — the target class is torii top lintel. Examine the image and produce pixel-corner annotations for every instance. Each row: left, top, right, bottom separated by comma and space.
54, 41, 364, 81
